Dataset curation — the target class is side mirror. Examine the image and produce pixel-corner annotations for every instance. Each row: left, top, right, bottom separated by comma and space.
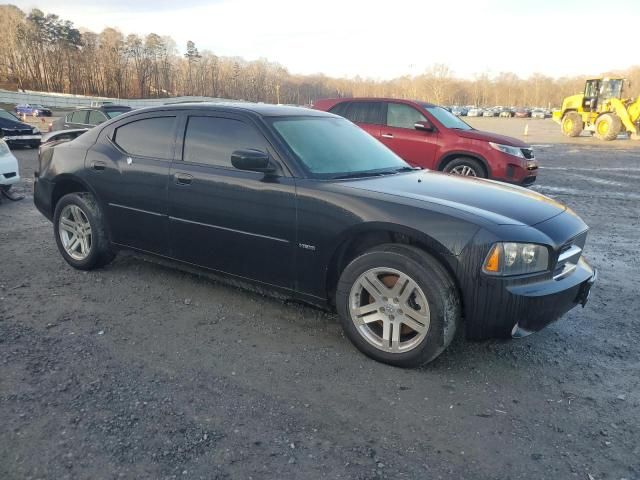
414, 120, 434, 132
231, 149, 275, 173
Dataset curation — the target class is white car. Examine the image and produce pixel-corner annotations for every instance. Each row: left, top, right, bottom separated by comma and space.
0, 139, 21, 197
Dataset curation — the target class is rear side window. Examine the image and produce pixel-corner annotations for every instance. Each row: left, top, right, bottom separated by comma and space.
386, 103, 426, 129
88, 110, 107, 125
331, 102, 382, 124
182, 116, 267, 168
114, 116, 176, 160
70, 111, 88, 124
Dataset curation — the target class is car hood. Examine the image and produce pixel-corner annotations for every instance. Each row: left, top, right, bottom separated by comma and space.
0, 117, 33, 130
455, 129, 528, 147
339, 170, 566, 226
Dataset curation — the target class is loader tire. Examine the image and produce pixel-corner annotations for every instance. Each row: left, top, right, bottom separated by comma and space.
561, 112, 583, 137
594, 113, 622, 141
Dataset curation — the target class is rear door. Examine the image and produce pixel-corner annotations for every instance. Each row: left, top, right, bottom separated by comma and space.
332, 101, 383, 139
168, 112, 296, 288
380, 102, 439, 168
88, 113, 177, 255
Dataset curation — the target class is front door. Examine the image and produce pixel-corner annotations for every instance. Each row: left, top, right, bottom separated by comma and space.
168, 113, 296, 289
380, 102, 439, 168
87, 114, 177, 255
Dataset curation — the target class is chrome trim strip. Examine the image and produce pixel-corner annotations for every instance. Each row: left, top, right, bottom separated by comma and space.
554, 263, 577, 280
108, 202, 164, 217
558, 245, 581, 263
169, 216, 289, 244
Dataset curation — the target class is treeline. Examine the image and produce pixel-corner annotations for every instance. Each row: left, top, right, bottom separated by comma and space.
1, 4, 639, 107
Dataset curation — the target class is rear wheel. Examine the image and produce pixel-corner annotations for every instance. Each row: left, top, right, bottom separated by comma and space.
561, 112, 583, 137
53, 192, 115, 270
443, 157, 486, 178
336, 244, 461, 367
594, 113, 621, 141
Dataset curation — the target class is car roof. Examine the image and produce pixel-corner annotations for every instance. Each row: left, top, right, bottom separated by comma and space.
75, 105, 131, 111
316, 97, 438, 108
122, 102, 331, 118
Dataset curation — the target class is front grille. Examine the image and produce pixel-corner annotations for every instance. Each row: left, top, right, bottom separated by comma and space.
521, 148, 535, 159
553, 232, 587, 279
3, 128, 32, 135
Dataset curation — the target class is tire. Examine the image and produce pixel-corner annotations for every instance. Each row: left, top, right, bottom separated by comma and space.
594, 113, 622, 141
53, 192, 115, 270
561, 111, 583, 137
336, 244, 461, 367
442, 157, 486, 178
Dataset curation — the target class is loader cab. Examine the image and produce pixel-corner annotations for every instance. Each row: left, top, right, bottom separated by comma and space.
582, 78, 624, 112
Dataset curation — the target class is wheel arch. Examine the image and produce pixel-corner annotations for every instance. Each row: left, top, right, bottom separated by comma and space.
324, 222, 463, 308
436, 151, 491, 177
51, 174, 103, 218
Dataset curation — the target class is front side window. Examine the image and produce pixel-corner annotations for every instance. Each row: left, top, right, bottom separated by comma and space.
114, 116, 176, 159
88, 110, 108, 125
270, 116, 408, 177
386, 103, 426, 129
183, 116, 267, 168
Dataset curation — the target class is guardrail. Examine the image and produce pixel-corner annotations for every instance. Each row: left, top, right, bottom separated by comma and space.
0, 89, 234, 109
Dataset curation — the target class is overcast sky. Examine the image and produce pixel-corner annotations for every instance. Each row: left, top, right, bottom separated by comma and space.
10, 0, 640, 80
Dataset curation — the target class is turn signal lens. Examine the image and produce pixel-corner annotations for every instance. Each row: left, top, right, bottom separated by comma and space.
483, 244, 501, 273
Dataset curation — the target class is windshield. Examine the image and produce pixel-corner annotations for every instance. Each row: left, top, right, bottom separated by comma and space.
105, 110, 129, 119
270, 116, 409, 178
425, 106, 472, 130
0, 109, 20, 122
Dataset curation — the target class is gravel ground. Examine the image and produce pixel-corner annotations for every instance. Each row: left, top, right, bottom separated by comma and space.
1, 119, 639, 480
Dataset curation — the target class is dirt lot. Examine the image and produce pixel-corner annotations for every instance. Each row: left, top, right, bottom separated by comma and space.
1, 118, 639, 480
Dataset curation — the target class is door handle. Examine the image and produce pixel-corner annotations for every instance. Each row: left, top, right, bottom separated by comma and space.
174, 173, 193, 185
91, 161, 106, 171
381, 133, 394, 138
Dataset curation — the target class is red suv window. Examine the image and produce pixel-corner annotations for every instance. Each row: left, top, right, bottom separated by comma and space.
330, 102, 382, 125
386, 103, 426, 129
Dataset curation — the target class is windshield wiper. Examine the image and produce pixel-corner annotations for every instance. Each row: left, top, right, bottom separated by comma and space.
333, 166, 419, 180
332, 171, 391, 180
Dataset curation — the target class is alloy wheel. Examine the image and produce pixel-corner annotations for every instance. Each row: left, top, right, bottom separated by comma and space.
348, 267, 431, 353
450, 164, 477, 176
58, 204, 93, 261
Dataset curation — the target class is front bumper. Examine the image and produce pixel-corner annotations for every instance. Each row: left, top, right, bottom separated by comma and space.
510, 259, 596, 337
464, 256, 596, 339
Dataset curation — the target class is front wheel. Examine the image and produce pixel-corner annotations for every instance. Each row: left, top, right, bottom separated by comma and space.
594, 113, 622, 141
53, 192, 115, 270
336, 244, 461, 367
443, 157, 486, 178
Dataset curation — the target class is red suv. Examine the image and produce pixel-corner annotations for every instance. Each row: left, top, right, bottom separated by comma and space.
313, 98, 538, 185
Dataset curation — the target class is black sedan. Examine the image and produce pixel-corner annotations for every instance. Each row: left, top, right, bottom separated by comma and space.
34, 103, 596, 367
0, 108, 41, 148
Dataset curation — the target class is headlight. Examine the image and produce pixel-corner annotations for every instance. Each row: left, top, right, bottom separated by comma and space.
489, 142, 524, 158
32, 127, 41, 134
0, 140, 10, 155
482, 242, 549, 276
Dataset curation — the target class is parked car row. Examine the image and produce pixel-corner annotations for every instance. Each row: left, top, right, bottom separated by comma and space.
0, 104, 132, 150
33, 101, 596, 367
450, 106, 553, 118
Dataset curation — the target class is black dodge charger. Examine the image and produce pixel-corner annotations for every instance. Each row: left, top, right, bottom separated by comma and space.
34, 103, 596, 367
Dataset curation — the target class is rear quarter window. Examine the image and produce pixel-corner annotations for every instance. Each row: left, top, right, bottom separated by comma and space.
113, 116, 176, 160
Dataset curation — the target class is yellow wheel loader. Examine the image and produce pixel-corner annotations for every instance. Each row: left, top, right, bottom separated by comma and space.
552, 78, 640, 141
